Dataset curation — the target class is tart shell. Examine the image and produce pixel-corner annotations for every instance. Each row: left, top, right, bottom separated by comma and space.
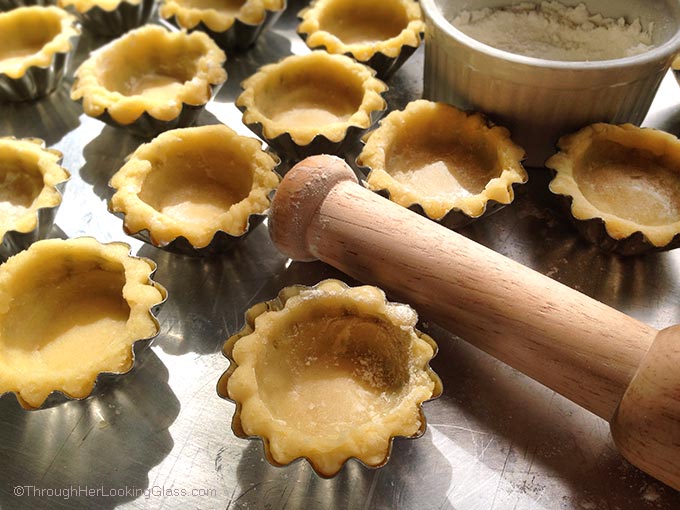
0, 137, 70, 259
297, 0, 425, 79
0, 237, 167, 410
161, 0, 286, 52
109, 124, 280, 255
237, 51, 387, 163
357, 99, 527, 229
218, 279, 442, 477
71, 24, 227, 137
547, 123, 680, 255
0, 6, 80, 102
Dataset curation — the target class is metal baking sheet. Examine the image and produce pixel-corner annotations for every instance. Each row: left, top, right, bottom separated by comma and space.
2, 2, 680, 509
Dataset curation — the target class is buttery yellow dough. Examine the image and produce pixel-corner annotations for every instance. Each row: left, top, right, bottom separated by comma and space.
160, 0, 284, 32
0, 6, 79, 80
71, 25, 227, 125
358, 99, 527, 220
109, 124, 280, 248
547, 123, 680, 247
0, 238, 165, 409
237, 51, 387, 146
298, 0, 424, 61
225, 279, 440, 476
0, 137, 69, 238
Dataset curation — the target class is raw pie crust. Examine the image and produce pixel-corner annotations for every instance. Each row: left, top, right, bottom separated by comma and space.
297, 0, 424, 62
160, 0, 285, 32
0, 237, 165, 409
547, 123, 680, 250
71, 24, 227, 125
0, 137, 69, 239
223, 279, 441, 477
358, 100, 527, 220
0, 5, 78, 80
237, 51, 387, 146
109, 124, 280, 248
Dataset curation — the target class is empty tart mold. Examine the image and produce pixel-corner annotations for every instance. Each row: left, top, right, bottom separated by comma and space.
0, 237, 167, 410
237, 51, 387, 163
547, 123, 680, 255
160, 0, 286, 52
218, 279, 442, 477
0, 137, 70, 259
297, 0, 425, 79
57, 0, 155, 37
357, 100, 527, 229
109, 124, 280, 256
71, 24, 227, 138
0, 6, 80, 102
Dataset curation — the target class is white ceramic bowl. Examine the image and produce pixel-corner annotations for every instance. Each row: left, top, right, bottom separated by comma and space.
421, 0, 680, 166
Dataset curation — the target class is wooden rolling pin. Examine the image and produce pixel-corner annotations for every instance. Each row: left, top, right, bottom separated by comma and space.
268, 155, 680, 491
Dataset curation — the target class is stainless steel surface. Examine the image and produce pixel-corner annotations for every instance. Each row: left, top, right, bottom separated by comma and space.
1, 3, 680, 508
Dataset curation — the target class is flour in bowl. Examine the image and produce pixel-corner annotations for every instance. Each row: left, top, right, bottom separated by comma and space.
452, 1, 654, 61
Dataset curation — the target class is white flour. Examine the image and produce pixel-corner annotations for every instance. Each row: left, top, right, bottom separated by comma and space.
452, 1, 654, 61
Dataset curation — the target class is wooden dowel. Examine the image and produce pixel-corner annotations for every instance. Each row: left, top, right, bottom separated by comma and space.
269, 155, 680, 490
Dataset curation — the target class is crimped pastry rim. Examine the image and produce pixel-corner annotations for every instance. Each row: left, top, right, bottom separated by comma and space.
236, 51, 387, 146
358, 99, 527, 221
547, 123, 680, 249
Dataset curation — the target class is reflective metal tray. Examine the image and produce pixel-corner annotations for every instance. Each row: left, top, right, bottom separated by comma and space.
1, 3, 679, 508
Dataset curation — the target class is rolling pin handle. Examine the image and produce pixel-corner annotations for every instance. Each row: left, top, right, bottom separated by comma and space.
611, 324, 680, 491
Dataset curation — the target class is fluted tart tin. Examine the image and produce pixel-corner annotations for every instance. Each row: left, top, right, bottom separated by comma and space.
357, 99, 527, 230
71, 24, 227, 138
108, 124, 280, 256
297, 0, 425, 79
236, 51, 387, 164
547, 123, 680, 255
0, 136, 70, 259
0, 237, 167, 410
0, 6, 80, 102
218, 279, 442, 478
160, 0, 286, 52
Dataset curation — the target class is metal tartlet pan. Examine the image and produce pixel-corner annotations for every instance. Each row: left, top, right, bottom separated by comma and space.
217, 279, 443, 478
355, 160, 525, 231
240, 105, 386, 167
0, 179, 69, 260
552, 193, 680, 256
0, 32, 80, 103
77, 85, 223, 139
111, 210, 270, 257
0, 138, 70, 260
164, 1, 286, 53
297, 30, 423, 80
0, 247, 168, 411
